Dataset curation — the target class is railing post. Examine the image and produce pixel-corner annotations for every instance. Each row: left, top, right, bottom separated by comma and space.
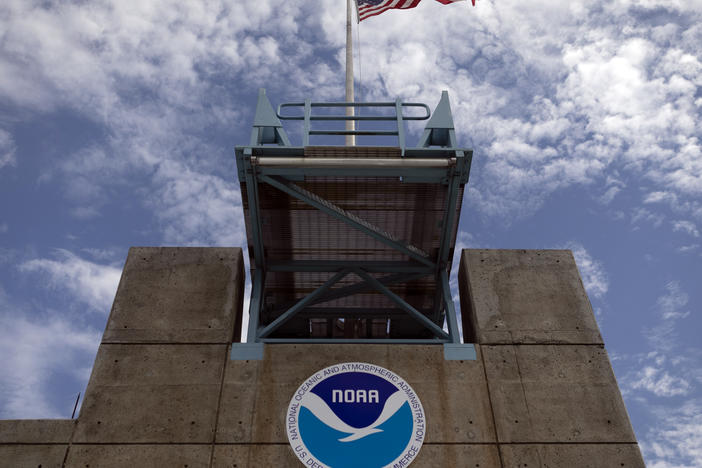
395, 98, 405, 155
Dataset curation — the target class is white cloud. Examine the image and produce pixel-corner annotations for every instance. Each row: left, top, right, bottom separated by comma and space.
19, 249, 121, 314
0, 0, 335, 241
632, 207, 665, 227
673, 220, 700, 238
2, 0, 700, 239
567, 242, 609, 299
638, 281, 690, 355
643, 400, 702, 468
657, 281, 690, 321
0, 223, 7, 234
645, 191, 677, 205
597, 174, 626, 205
0, 128, 16, 169
619, 280, 697, 461
0, 288, 101, 418
80, 247, 124, 262
629, 362, 692, 397
598, 185, 623, 205
150, 160, 246, 246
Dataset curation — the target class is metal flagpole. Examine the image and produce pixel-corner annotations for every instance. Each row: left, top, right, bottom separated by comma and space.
345, 0, 355, 146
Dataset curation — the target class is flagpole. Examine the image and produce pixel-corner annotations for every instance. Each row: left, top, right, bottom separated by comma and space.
345, 0, 355, 146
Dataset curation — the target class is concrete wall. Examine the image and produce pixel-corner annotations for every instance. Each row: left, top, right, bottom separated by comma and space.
0, 420, 74, 467
459, 249, 644, 467
0, 247, 643, 467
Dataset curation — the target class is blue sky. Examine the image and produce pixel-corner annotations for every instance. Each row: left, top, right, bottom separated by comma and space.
0, 1, 700, 466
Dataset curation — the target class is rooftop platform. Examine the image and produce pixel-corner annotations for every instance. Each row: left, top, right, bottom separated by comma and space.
236, 90, 472, 344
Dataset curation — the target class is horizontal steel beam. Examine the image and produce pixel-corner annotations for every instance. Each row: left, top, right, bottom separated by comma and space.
252, 157, 455, 168
258, 166, 449, 180
298, 307, 430, 318
260, 338, 448, 344
267, 261, 433, 273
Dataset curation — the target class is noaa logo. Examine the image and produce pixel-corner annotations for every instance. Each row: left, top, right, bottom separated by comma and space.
286, 362, 425, 468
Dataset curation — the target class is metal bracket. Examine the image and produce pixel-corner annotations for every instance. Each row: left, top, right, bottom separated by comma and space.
418, 90, 458, 148
443, 343, 477, 361
251, 88, 291, 146
230, 342, 264, 361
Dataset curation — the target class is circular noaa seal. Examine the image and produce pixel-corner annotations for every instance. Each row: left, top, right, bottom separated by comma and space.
286, 362, 425, 468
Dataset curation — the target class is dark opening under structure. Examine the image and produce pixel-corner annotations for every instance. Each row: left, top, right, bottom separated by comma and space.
235, 89, 472, 346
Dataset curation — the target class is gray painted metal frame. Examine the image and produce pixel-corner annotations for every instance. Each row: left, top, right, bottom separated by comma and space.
235, 88, 472, 352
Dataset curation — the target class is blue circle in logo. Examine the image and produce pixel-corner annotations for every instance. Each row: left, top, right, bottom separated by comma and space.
286, 363, 426, 468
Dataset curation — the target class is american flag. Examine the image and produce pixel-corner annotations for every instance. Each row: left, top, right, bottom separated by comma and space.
356, 0, 472, 22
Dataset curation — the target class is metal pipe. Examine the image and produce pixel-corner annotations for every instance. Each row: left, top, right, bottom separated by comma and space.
252, 157, 455, 168
345, 0, 355, 146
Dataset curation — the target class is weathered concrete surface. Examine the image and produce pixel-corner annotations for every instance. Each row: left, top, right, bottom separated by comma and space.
82, 343, 227, 386
73, 385, 220, 443
0, 419, 74, 443
73, 344, 227, 443
212, 444, 501, 467
65, 444, 211, 467
1, 247, 643, 467
459, 250, 602, 344
0, 445, 68, 467
217, 344, 496, 444
483, 345, 636, 443
500, 444, 645, 467
103, 247, 244, 344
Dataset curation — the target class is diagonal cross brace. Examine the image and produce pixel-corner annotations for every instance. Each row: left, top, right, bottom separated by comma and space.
354, 269, 450, 341
257, 269, 351, 339
260, 175, 435, 268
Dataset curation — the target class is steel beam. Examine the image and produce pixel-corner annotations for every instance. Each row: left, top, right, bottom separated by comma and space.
243, 149, 265, 271
247, 269, 265, 342
260, 338, 447, 344
258, 166, 449, 180
297, 307, 429, 318
259, 175, 435, 268
395, 98, 406, 154
437, 169, 461, 270
252, 157, 455, 167
267, 260, 432, 273
441, 270, 461, 344
355, 269, 450, 341
257, 269, 351, 339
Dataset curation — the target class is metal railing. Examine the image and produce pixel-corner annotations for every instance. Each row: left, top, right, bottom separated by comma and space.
276, 99, 431, 149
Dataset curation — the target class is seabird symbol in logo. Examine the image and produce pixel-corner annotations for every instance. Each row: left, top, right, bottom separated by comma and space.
286, 363, 426, 468
302, 390, 406, 442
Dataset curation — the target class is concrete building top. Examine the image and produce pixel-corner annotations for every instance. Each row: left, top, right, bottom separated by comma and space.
0, 247, 643, 467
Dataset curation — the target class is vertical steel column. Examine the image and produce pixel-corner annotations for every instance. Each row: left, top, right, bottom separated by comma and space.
440, 270, 461, 344
243, 149, 265, 271
243, 147, 266, 342
303, 99, 311, 147
437, 164, 461, 271
433, 160, 462, 323
247, 269, 265, 341
395, 98, 405, 155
